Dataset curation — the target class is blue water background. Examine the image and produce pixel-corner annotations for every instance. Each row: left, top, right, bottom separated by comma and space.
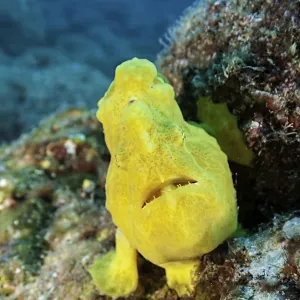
0, 0, 194, 143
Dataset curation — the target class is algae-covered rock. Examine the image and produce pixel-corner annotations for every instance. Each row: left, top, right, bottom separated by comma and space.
194, 214, 300, 300
0, 105, 299, 300
158, 0, 300, 227
0, 109, 110, 298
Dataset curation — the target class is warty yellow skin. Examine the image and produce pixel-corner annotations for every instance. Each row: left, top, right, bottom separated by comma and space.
89, 58, 237, 297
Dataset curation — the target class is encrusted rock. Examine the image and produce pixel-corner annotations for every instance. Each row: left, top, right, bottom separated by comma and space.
158, 0, 300, 226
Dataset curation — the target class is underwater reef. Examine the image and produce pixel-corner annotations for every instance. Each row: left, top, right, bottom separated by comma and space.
0, 109, 112, 299
0, 0, 300, 299
0, 110, 299, 299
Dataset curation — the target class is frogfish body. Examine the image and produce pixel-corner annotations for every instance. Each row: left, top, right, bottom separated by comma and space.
89, 58, 237, 297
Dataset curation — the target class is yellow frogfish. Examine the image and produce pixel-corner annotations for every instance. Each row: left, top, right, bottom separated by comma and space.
89, 58, 238, 297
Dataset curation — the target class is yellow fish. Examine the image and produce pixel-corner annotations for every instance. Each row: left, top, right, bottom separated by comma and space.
89, 58, 237, 297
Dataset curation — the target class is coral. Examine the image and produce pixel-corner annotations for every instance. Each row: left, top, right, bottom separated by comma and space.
0, 109, 109, 298
91, 58, 237, 297
157, 0, 300, 226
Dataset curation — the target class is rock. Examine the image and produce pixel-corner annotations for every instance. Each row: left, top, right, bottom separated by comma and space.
0, 108, 110, 298
283, 217, 300, 240
197, 215, 300, 300
157, 0, 300, 226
